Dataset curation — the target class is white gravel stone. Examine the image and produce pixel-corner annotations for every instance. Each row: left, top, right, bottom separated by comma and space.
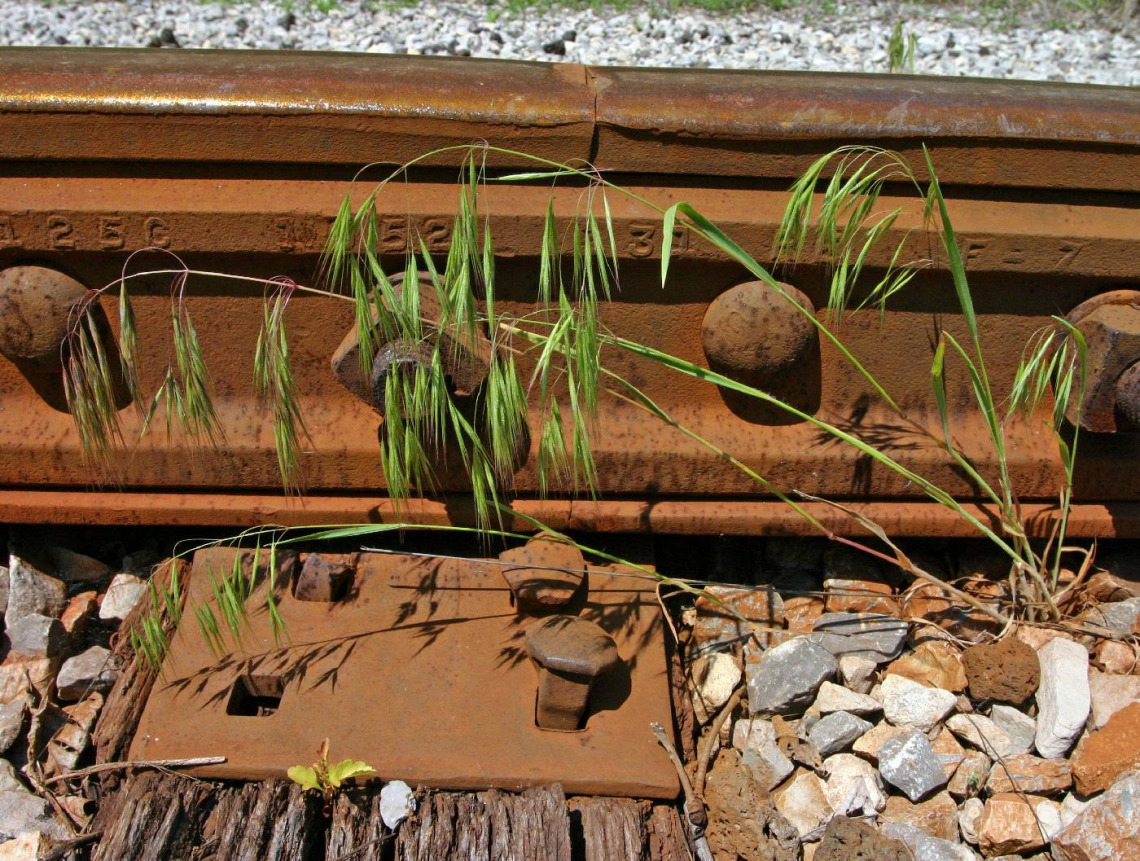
838, 654, 877, 694
732, 716, 776, 750
960, 796, 984, 844
741, 740, 794, 791
823, 752, 887, 815
687, 651, 742, 723
881, 673, 957, 731
813, 680, 881, 715
99, 573, 147, 622
1034, 637, 1090, 759
0, 0, 1130, 87
1088, 669, 1140, 730
379, 780, 415, 830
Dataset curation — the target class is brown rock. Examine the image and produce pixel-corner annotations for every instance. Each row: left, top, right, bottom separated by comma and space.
984, 753, 1072, 795
704, 748, 800, 861
824, 579, 898, 616
930, 727, 965, 779
0, 655, 57, 705
880, 791, 958, 841
1088, 669, 1140, 730
1014, 626, 1075, 651
1085, 571, 1140, 603
814, 815, 908, 861
978, 794, 1062, 856
1071, 702, 1140, 795
1053, 770, 1140, 861
694, 585, 786, 649
59, 591, 98, 641
1093, 640, 1138, 675
962, 637, 1040, 704
886, 640, 967, 693
948, 749, 991, 798
784, 596, 825, 635
900, 583, 954, 621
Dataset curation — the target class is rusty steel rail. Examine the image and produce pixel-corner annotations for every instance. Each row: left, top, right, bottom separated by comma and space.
0, 49, 1138, 534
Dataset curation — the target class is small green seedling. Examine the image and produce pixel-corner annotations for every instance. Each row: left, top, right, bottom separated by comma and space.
287, 738, 376, 802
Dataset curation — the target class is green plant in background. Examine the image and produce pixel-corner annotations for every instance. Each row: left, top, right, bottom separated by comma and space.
887, 20, 917, 73
68, 142, 1091, 668
288, 738, 376, 801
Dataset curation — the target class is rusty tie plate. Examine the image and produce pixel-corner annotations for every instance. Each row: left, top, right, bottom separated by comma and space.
130, 547, 680, 799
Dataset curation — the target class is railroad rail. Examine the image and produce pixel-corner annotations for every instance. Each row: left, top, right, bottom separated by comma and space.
0, 49, 1138, 534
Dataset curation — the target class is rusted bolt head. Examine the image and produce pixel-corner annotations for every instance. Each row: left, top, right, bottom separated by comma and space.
1115, 361, 1140, 431
0, 266, 88, 371
370, 339, 437, 417
702, 280, 816, 378
499, 537, 586, 614
1066, 291, 1140, 433
525, 615, 621, 731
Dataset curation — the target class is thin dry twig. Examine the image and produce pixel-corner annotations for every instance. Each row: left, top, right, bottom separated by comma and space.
651, 722, 713, 861
694, 686, 743, 796
42, 756, 226, 787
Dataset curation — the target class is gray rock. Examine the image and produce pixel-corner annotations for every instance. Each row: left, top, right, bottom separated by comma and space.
882, 822, 979, 861
881, 673, 957, 731
741, 742, 794, 791
1035, 638, 1089, 759
946, 713, 1030, 759
878, 729, 948, 802
1088, 669, 1140, 730
4, 557, 66, 628
1095, 598, 1140, 634
99, 573, 148, 622
43, 546, 112, 583
0, 702, 24, 754
809, 711, 873, 757
56, 646, 120, 701
379, 780, 415, 829
809, 612, 909, 663
5, 614, 65, 658
989, 704, 1036, 753
0, 759, 66, 840
746, 636, 837, 715
0, 566, 8, 616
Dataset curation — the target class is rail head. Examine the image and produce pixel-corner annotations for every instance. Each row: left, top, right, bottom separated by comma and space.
0, 48, 1136, 190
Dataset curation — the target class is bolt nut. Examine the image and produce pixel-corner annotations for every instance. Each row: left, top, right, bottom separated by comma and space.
1066, 291, 1140, 433
525, 615, 620, 731
0, 266, 88, 372
702, 280, 816, 379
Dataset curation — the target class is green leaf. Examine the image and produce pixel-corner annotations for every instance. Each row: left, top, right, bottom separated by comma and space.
287, 766, 321, 792
326, 759, 376, 788
661, 203, 678, 288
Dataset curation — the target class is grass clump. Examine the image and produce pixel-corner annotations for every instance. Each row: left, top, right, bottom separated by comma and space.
67, 142, 1094, 668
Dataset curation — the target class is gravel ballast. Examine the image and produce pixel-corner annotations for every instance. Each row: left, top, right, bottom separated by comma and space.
0, 0, 1135, 86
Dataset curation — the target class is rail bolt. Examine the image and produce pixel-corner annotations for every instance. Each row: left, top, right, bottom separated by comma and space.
525, 615, 621, 731
0, 265, 88, 372
701, 280, 817, 379
330, 273, 492, 418
1066, 290, 1140, 433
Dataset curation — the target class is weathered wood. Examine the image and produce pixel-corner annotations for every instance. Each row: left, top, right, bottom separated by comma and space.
396, 785, 571, 861
646, 804, 691, 860
569, 797, 648, 861
327, 790, 389, 861
91, 773, 322, 861
92, 559, 183, 765
668, 636, 698, 762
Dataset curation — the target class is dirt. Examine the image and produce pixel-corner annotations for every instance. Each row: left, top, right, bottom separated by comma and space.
703, 748, 800, 861
962, 636, 1040, 704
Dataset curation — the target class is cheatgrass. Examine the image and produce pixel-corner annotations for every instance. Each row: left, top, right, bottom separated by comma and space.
63, 142, 1093, 668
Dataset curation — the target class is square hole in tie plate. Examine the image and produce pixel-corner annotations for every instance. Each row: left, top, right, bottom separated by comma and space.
130, 546, 679, 799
